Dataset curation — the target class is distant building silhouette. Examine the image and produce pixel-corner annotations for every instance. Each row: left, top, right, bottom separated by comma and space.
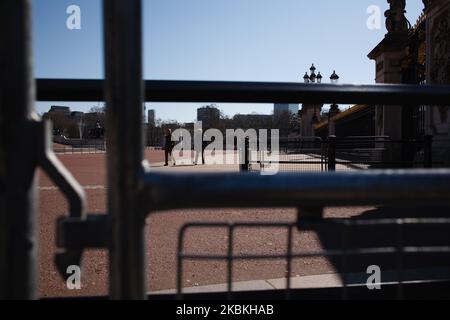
43, 106, 105, 139
48, 105, 71, 115
147, 109, 155, 126
197, 105, 220, 128
273, 104, 299, 120
233, 114, 273, 130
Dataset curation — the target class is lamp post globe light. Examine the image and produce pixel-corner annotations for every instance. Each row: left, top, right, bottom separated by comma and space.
303, 64, 326, 84
329, 70, 340, 119
330, 70, 340, 84
302, 65, 340, 84
317, 72, 323, 84
303, 72, 310, 83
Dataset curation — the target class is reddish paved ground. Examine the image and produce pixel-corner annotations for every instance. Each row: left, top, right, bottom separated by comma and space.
37, 150, 370, 298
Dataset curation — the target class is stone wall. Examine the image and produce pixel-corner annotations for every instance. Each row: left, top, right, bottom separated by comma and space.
424, 0, 450, 161
425, 0, 450, 132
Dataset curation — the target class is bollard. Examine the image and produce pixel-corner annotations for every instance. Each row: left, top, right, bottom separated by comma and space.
240, 137, 250, 172
328, 135, 336, 171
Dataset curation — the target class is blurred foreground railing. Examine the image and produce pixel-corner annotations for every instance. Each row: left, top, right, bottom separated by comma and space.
2, 0, 450, 300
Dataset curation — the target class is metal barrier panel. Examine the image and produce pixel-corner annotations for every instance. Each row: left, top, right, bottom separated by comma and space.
177, 218, 450, 300
251, 137, 326, 173
0, 0, 37, 299
250, 136, 441, 173
333, 137, 437, 170
52, 145, 106, 154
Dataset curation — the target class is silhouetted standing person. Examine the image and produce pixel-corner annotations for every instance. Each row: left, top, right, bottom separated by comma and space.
164, 128, 174, 166
193, 128, 206, 165
201, 139, 207, 164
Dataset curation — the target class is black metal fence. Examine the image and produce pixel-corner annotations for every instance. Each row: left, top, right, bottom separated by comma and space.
2, 0, 450, 300
176, 217, 450, 300
247, 137, 326, 173
246, 135, 439, 173
332, 136, 436, 170
53, 144, 106, 154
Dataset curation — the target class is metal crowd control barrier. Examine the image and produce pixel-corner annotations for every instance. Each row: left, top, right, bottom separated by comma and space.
176, 218, 450, 300
2, 0, 450, 300
248, 135, 435, 173
52, 145, 106, 155
249, 137, 327, 173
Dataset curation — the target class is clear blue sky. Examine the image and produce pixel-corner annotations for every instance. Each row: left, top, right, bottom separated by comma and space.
33, 0, 424, 123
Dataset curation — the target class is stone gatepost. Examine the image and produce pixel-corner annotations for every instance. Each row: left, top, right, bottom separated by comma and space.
300, 104, 322, 137
368, 0, 409, 140
368, 0, 410, 166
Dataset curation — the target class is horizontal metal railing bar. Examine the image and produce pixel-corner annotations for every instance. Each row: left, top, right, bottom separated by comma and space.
179, 219, 450, 260
334, 162, 443, 165
141, 169, 450, 211
335, 141, 426, 144
254, 161, 443, 165
276, 151, 324, 154
180, 218, 450, 228
181, 222, 293, 229
36, 79, 450, 105
253, 161, 324, 165
332, 161, 443, 165
337, 136, 390, 139
179, 246, 450, 260
279, 140, 423, 144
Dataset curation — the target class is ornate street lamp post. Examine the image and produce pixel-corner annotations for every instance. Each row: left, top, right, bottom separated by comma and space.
328, 104, 340, 135
311, 109, 319, 126
300, 65, 339, 137
328, 70, 340, 135
309, 64, 317, 83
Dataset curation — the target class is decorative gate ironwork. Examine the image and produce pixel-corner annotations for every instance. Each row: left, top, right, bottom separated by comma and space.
402, 15, 427, 141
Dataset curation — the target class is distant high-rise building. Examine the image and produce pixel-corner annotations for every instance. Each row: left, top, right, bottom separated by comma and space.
233, 114, 272, 129
273, 104, 299, 118
272, 104, 299, 137
197, 105, 220, 128
48, 105, 71, 115
147, 109, 155, 126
